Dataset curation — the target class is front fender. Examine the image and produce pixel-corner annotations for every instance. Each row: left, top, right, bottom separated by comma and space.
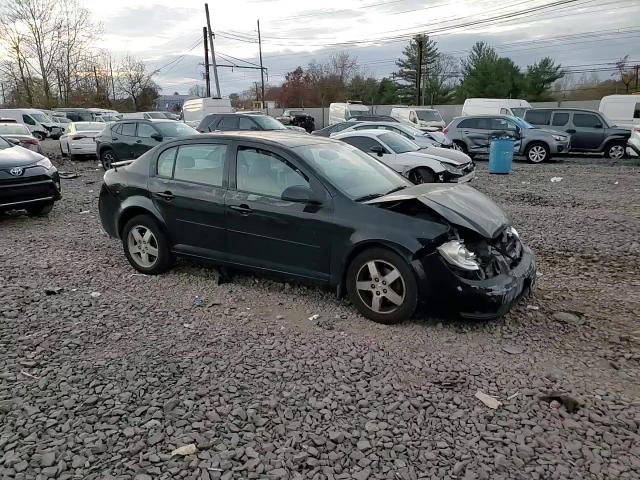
397, 158, 446, 177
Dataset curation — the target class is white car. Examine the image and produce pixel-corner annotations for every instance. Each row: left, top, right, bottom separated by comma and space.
330, 121, 472, 166
59, 122, 105, 159
333, 130, 475, 184
628, 127, 640, 157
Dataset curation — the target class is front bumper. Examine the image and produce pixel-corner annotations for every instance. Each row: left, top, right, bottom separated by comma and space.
441, 164, 476, 183
551, 139, 571, 155
417, 246, 536, 319
628, 137, 640, 156
0, 168, 61, 210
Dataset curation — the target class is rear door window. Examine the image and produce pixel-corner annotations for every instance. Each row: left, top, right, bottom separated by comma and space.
552, 113, 570, 126
525, 110, 551, 125
218, 116, 239, 131
157, 147, 177, 178
340, 136, 384, 153
457, 118, 478, 129
121, 123, 136, 136
573, 113, 601, 128
174, 144, 227, 186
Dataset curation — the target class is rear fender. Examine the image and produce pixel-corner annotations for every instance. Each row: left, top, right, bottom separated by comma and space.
117, 196, 167, 238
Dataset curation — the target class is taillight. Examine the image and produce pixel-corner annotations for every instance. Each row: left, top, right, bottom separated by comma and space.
21, 138, 39, 145
443, 127, 449, 135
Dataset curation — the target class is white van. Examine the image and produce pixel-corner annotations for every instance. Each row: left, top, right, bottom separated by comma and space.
461, 99, 531, 118
329, 102, 370, 125
181, 98, 234, 127
390, 107, 445, 131
599, 95, 640, 129
0, 108, 62, 140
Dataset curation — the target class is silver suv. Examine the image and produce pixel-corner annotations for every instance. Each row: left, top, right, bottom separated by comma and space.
445, 115, 570, 163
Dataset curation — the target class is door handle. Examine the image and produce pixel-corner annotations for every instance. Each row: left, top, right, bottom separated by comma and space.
135, 140, 142, 143
463, 130, 470, 134
112, 137, 118, 141
229, 204, 252, 215
156, 191, 175, 200
566, 129, 576, 134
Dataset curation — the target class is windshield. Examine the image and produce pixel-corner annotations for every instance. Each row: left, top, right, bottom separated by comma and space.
253, 115, 287, 130
416, 110, 442, 122
511, 108, 528, 118
31, 113, 52, 123
379, 132, 420, 153
393, 123, 423, 136
154, 122, 197, 137
0, 136, 10, 149
295, 142, 410, 200
146, 112, 166, 119
76, 122, 105, 132
510, 116, 534, 129
0, 124, 30, 135
347, 108, 370, 119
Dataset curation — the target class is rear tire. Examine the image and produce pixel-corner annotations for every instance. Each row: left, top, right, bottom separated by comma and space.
100, 149, 118, 170
525, 142, 549, 163
122, 215, 173, 275
409, 167, 436, 184
605, 141, 626, 159
59, 141, 67, 157
346, 248, 418, 325
26, 202, 54, 216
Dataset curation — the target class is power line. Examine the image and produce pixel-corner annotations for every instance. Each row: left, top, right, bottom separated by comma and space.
155, 37, 202, 73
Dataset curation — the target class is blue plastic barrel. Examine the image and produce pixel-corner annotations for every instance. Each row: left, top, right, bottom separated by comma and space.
488, 138, 514, 174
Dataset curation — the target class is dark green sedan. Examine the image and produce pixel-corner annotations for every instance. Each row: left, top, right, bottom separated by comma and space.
96, 119, 197, 170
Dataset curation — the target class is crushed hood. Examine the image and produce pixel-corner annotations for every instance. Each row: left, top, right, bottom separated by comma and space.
366, 183, 510, 238
419, 146, 471, 166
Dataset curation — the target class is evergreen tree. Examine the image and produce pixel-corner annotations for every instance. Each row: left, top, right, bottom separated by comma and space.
525, 57, 564, 100
394, 35, 439, 104
458, 42, 524, 99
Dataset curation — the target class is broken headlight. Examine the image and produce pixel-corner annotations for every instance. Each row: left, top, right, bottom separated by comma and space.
440, 162, 463, 175
507, 226, 519, 238
438, 240, 480, 271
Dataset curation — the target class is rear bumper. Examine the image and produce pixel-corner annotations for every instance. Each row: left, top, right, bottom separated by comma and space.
70, 142, 98, 155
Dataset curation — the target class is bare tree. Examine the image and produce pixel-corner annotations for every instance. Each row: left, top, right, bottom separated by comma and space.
116, 55, 159, 110
326, 52, 360, 84
2, 0, 66, 106
614, 55, 636, 94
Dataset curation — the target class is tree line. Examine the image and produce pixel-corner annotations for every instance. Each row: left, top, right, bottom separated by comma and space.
233, 35, 634, 109
0, 0, 160, 111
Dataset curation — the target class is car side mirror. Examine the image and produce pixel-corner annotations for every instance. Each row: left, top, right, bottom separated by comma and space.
370, 145, 385, 157
594, 123, 603, 129
151, 133, 163, 142
281, 185, 319, 204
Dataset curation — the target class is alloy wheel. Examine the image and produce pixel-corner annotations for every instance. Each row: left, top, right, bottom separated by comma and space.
608, 144, 625, 159
355, 260, 406, 314
528, 145, 547, 163
127, 225, 159, 268
452, 142, 463, 151
102, 151, 116, 169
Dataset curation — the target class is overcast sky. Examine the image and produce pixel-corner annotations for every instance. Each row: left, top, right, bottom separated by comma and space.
87, 0, 640, 95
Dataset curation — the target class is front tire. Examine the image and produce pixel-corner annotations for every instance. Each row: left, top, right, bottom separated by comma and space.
122, 215, 172, 275
33, 132, 46, 141
100, 149, 118, 170
453, 140, 467, 153
26, 202, 54, 216
346, 248, 418, 324
525, 142, 549, 163
409, 167, 436, 184
605, 141, 626, 159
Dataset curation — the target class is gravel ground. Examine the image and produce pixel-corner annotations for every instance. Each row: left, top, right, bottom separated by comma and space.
1, 141, 639, 480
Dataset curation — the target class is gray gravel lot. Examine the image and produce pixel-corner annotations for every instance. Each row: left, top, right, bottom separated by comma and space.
1, 141, 639, 480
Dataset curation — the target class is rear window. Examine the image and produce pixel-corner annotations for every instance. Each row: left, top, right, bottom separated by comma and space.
525, 110, 551, 125
552, 113, 569, 126
457, 118, 478, 128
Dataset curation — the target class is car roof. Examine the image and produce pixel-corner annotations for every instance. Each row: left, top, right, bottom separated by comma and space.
526, 107, 599, 113
333, 129, 390, 138
114, 118, 176, 123
174, 131, 336, 148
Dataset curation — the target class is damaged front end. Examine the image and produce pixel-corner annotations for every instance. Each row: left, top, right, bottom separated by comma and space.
367, 183, 536, 319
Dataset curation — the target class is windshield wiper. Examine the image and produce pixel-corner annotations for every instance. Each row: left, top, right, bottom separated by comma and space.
385, 185, 408, 195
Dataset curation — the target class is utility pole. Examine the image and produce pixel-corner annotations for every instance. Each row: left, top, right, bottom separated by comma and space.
635, 65, 639, 92
205, 3, 221, 98
109, 59, 116, 103
415, 35, 423, 106
0, 83, 5, 106
93, 66, 100, 102
257, 19, 265, 110
203, 26, 211, 97
56, 69, 63, 105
